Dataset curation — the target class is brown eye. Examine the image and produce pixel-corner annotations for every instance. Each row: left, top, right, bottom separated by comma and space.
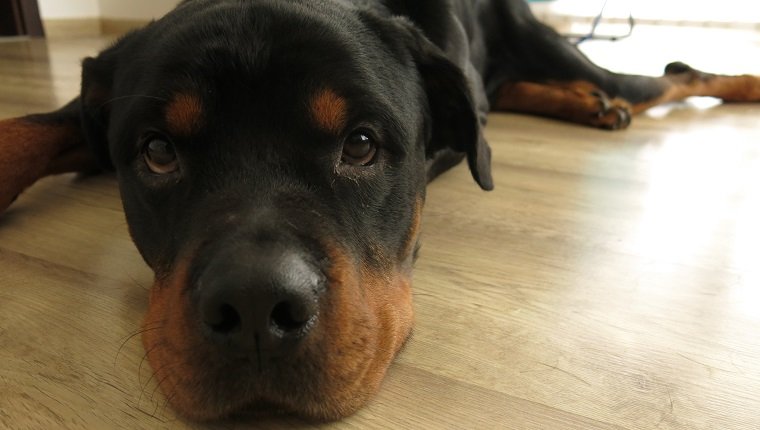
143, 137, 179, 174
342, 130, 377, 166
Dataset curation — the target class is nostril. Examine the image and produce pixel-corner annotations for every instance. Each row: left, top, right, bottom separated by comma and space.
205, 303, 242, 334
270, 301, 314, 334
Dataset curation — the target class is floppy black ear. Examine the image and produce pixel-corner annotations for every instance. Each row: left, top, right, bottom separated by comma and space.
402, 22, 494, 191
80, 57, 114, 170
79, 33, 138, 171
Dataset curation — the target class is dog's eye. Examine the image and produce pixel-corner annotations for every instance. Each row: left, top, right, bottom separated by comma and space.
341, 130, 377, 166
143, 137, 179, 174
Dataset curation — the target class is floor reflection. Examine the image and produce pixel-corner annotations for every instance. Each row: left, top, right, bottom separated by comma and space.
627, 121, 760, 318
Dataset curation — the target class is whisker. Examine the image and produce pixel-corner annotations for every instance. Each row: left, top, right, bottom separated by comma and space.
136, 372, 154, 411
159, 385, 180, 420
136, 361, 176, 420
139, 358, 174, 404
151, 373, 176, 418
138, 342, 162, 387
126, 273, 152, 292
113, 324, 164, 370
150, 368, 175, 403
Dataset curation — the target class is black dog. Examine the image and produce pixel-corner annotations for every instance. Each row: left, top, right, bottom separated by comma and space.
1, 0, 758, 422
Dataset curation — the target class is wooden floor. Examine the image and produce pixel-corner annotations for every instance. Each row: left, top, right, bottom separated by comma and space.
2, 27, 760, 429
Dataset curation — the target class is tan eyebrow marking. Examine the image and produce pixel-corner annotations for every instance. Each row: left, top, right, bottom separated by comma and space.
165, 92, 203, 136
309, 88, 348, 134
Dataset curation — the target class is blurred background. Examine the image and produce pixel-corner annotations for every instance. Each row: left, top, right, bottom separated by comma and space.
3, 0, 759, 38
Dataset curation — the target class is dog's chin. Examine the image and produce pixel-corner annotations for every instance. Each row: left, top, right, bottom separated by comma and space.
150, 379, 365, 423
155, 370, 389, 423
140, 338, 411, 423
140, 247, 414, 422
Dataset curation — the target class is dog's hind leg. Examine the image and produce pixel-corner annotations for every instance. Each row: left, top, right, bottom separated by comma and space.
491, 66, 760, 129
478, 0, 659, 129
479, 0, 760, 129
0, 99, 98, 215
627, 62, 760, 113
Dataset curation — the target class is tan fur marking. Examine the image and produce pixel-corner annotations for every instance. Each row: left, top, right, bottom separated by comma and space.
310, 88, 348, 133
631, 74, 760, 114
165, 93, 203, 136
318, 243, 414, 418
142, 257, 216, 420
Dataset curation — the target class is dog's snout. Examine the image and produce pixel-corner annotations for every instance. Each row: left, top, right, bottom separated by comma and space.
197, 246, 324, 356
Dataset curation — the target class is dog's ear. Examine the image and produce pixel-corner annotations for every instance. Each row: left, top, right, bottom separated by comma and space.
0, 99, 98, 214
79, 32, 139, 171
400, 20, 494, 191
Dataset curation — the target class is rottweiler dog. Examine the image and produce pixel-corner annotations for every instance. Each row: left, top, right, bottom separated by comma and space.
1, 0, 758, 422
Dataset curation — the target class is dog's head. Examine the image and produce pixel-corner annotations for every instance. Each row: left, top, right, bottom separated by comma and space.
0, 0, 491, 421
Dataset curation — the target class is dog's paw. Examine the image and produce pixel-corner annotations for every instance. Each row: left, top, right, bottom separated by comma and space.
664, 61, 694, 75
664, 61, 713, 84
589, 90, 632, 130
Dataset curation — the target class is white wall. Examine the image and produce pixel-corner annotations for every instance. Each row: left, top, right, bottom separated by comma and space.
98, 0, 176, 20
538, 0, 760, 25
38, 0, 176, 20
38, 0, 100, 19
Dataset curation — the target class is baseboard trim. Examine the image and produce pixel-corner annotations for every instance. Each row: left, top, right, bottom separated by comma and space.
42, 19, 102, 38
100, 19, 151, 36
42, 18, 151, 38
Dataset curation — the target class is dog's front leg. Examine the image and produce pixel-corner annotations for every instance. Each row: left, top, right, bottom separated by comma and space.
0, 99, 98, 214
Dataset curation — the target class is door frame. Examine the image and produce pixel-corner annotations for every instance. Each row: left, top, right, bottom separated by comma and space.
0, 0, 44, 37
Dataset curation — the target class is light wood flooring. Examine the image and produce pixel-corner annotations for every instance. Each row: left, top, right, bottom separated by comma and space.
1, 26, 760, 429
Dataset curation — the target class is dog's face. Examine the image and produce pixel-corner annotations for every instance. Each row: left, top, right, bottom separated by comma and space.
73, 0, 489, 421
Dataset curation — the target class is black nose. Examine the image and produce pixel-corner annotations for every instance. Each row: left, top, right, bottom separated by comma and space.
196, 245, 324, 357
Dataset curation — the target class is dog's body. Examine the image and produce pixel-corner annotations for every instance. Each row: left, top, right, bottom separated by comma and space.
1, 0, 759, 422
